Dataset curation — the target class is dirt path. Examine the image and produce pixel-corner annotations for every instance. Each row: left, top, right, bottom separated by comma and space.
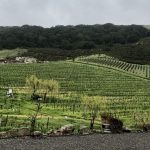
0, 133, 150, 150
3, 114, 53, 118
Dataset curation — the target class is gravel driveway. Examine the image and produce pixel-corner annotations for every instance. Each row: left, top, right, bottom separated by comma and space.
0, 133, 150, 150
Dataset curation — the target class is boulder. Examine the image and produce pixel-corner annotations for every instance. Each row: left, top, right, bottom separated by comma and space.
7, 128, 30, 138
60, 124, 75, 135
0, 132, 8, 139
0, 128, 31, 139
123, 127, 131, 133
47, 130, 55, 136
143, 124, 150, 132
47, 129, 62, 136
32, 131, 43, 137
17, 128, 30, 136
79, 125, 90, 135
54, 130, 62, 136
7, 129, 19, 138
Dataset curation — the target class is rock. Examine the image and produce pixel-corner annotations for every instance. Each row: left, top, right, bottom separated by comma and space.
79, 125, 90, 135
60, 124, 75, 135
54, 130, 62, 136
93, 129, 101, 133
48, 129, 65, 136
32, 131, 43, 137
143, 124, 150, 132
0, 132, 8, 139
47, 129, 62, 136
123, 127, 131, 133
47, 130, 55, 136
0, 128, 30, 139
7, 129, 19, 138
17, 128, 30, 136
7, 128, 30, 138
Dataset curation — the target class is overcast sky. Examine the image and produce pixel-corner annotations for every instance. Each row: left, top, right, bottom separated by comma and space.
0, 0, 150, 27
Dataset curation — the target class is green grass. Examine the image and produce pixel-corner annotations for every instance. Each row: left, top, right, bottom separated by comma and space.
0, 48, 27, 59
0, 90, 98, 132
0, 60, 150, 132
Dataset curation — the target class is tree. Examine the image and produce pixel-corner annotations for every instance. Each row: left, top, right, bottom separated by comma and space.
81, 95, 108, 129
30, 99, 42, 135
26, 75, 40, 98
26, 75, 59, 103
39, 79, 59, 103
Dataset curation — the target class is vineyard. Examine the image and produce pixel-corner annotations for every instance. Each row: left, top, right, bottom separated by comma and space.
0, 61, 150, 96
77, 54, 150, 79
0, 60, 150, 132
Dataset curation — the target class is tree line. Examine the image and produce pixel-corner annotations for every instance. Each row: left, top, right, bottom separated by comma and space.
0, 24, 150, 63
0, 24, 149, 49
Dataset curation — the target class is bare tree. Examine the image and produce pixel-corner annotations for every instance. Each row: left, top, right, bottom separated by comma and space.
30, 99, 42, 135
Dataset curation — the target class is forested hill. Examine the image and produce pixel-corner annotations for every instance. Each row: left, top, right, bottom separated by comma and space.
0, 24, 149, 49
0, 24, 150, 64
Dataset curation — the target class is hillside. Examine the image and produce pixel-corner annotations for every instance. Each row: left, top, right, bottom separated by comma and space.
144, 25, 150, 30
77, 54, 150, 79
0, 49, 27, 59
0, 61, 150, 96
0, 61, 150, 131
0, 24, 150, 64
0, 24, 149, 50
20, 36, 150, 64
0, 25, 150, 132
102, 37, 150, 64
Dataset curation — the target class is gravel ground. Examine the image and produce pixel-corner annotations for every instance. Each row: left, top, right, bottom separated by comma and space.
0, 133, 150, 150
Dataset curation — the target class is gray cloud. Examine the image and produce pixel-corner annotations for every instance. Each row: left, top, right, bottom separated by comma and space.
0, 0, 150, 27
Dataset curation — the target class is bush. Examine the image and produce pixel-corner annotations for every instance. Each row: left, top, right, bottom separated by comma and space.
0, 126, 12, 132
101, 113, 123, 133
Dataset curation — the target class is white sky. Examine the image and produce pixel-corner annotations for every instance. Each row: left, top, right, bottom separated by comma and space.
0, 0, 150, 27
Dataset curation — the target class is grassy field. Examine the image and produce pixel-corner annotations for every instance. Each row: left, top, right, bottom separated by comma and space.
0, 49, 27, 59
0, 60, 150, 132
